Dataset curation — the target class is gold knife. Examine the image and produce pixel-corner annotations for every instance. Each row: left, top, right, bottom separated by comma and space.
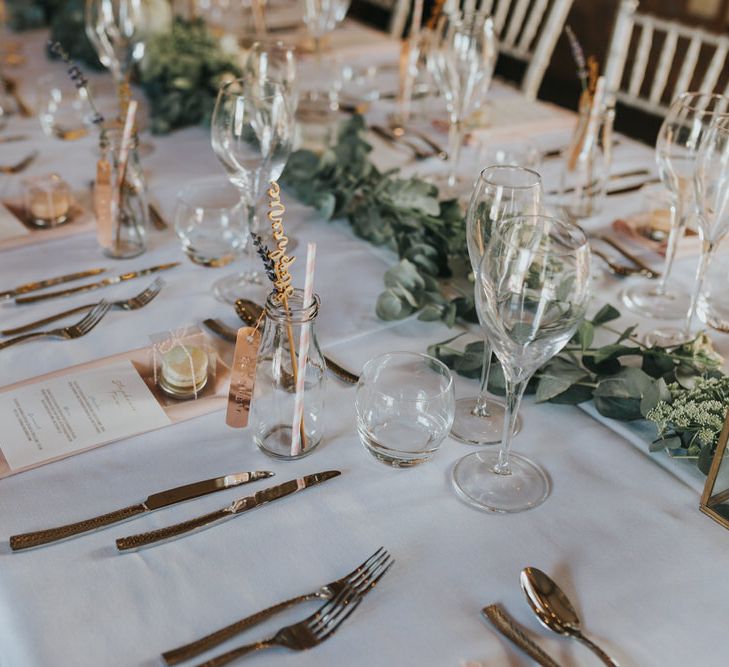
0, 268, 107, 300
482, 605, 563, 667
15, 262, 180, 304
9, 471, 274, 551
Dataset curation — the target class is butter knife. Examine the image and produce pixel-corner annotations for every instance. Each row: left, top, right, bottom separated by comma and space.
606, 178, 661, 196
15, 262, 180, 304
482, 604, 563, 667
0, 268, 107, 300
116, 471, 341, 551
9, 471, 274, 551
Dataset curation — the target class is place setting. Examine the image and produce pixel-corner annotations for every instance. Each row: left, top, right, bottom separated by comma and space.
2, 1, 729, 666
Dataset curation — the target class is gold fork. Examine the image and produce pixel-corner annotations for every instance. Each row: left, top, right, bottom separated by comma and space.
0, 301, 111, 350
0, 150, 38, 174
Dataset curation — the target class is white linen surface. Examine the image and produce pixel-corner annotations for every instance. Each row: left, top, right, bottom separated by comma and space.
1, 29, 728, 667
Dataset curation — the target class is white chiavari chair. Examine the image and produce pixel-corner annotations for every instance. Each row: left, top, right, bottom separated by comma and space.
604, 0, 729, 117
390, 0, 574, 100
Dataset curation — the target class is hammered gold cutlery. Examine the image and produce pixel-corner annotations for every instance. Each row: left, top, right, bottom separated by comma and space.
14, 262, 179, 304
0, 150, 38, 174
0, 300, 111, 350
9, 471, 274, 551
1, 74, 33, 117
521, 567, 620, 667
2, 278, 165, 336
162, 548, 392, 665
482, 604, 562, 667
0, 268, 107, 300
596, 234, 660, 278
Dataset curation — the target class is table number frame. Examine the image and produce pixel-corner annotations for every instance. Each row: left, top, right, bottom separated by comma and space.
700, 411, 729, 530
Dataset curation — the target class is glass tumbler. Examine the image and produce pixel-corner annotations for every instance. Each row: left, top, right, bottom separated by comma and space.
251, 289, 327, 459
355, 352, 455, 467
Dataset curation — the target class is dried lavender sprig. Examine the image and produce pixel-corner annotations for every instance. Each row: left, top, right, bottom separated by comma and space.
252, 233, 277, 283
47, 41, 106, 130
564, 25, 588, 92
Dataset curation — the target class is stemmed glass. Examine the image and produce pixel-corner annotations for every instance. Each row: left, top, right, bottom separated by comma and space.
245, 40, 298, 111
452, 215, 591, 513
426, 10, 497, 196
622, 92, 729, 322
300, 0, 351, 64
210, 77, 295, 303
452, 165, 542, 445
85, 0, 148, 86
684, 117, 729, 337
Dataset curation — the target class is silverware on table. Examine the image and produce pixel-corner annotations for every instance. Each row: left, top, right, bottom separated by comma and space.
521, 567, 620, 667
0, 134, 30, 144
14, 262, 180, 304
1, 74, 33, 117
592, 248, 653, 278
596, 234, 660, 278
0, 300, 111, 350
0, 150, 38, 174
389, 122, 448, 160
116, 471, 341, 551
482, 604, 563, 667
233, 299, 360, 384
0, 268, 107, 300
370, 124, 434, 161
547, 168, 650, 196
193, 551, 392, 667
162, 547, 392, 665
149, 202, 169, 230
9, 471, 274, 551
606, 178, 661, 196
203, 318, 239, 344
2, 278, 165, 335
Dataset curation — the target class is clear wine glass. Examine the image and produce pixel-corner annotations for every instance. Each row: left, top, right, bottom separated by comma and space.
453, 215, 591, 513
684, 116, 729, 337
245, 40, 298, 112
210, 77, 295, 303
85, 0, 148, 85
426, 10, 497, 197
451, 165, 542, 445
300, 0, 351, 64
622, 92, 729, 323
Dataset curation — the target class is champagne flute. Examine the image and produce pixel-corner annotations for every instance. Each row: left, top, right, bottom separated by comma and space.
622, 92, 729, 322
426, 9, 497, 196
453, 215, 591, 513
210, 77, 295, 303
451, 165, 542, 445
300, 0, 351, 65
684, 116, 729, 337
245, 40, 298, 112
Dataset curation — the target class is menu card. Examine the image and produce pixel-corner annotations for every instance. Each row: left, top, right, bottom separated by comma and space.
0, 361, 170, 471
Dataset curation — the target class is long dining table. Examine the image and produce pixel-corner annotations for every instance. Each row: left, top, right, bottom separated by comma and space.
1, 24, 728, 667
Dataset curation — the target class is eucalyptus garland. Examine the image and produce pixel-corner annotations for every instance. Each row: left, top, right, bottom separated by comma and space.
281, 114, 476, 326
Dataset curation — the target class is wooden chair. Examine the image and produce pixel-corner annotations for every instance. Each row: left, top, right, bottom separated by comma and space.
604, 0, 729, 117
389, 0, 575, 100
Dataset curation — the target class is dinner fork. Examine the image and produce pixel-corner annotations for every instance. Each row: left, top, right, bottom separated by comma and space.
194, 573, 381, 667
0, 301, 111, 350
162, 547, 393, 665
591, 249, 655, 278
1, 278, 164, 336
0, 150, 38, 174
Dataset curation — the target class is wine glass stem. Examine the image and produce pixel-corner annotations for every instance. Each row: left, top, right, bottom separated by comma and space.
472, 339, 493, 417
684, 239, 716, 337
447, 117, 463, 189
494, 375, 528, 475
244, 204, 260, 278
656, 200, 686, 296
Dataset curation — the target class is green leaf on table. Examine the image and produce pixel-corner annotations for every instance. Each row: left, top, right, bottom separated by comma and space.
593, 367, 657, 420
591, 304, 621, 326
575, 321, 594, 350
536, 358, 591, 403
376, 289, 413, 320
698, 443, 715, 475
592, 344, 640, 364
650, 435, 683, 452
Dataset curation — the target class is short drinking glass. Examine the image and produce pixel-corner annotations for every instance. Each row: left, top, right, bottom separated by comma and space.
356, 352, 455, 467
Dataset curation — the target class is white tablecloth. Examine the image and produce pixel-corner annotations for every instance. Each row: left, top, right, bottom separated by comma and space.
1, 28, 728, 667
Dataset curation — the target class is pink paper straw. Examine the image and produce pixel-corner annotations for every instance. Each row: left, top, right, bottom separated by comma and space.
290, 242, 317, 456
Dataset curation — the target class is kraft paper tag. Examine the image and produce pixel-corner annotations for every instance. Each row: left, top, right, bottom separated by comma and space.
94, 159, 113, 248
226, 326, 261, 428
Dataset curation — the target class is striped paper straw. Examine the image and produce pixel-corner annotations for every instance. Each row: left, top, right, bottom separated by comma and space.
290, 242, 317, 456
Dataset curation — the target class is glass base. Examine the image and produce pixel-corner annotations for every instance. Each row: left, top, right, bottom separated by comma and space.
359, 426, 439, 468
255, 424, 321, 460
449, 396, 521, 445
698, 294, 729, 333
621, 284, 690, 320
213, 271, 267, 304
422, 172, 472, 201
643, 326, 690, 347
452, 450, 550, 513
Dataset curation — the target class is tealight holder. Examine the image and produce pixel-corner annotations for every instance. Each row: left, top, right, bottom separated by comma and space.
149, 326, 219, 402
21, 174, 73, 228
700, 412, 729, 530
